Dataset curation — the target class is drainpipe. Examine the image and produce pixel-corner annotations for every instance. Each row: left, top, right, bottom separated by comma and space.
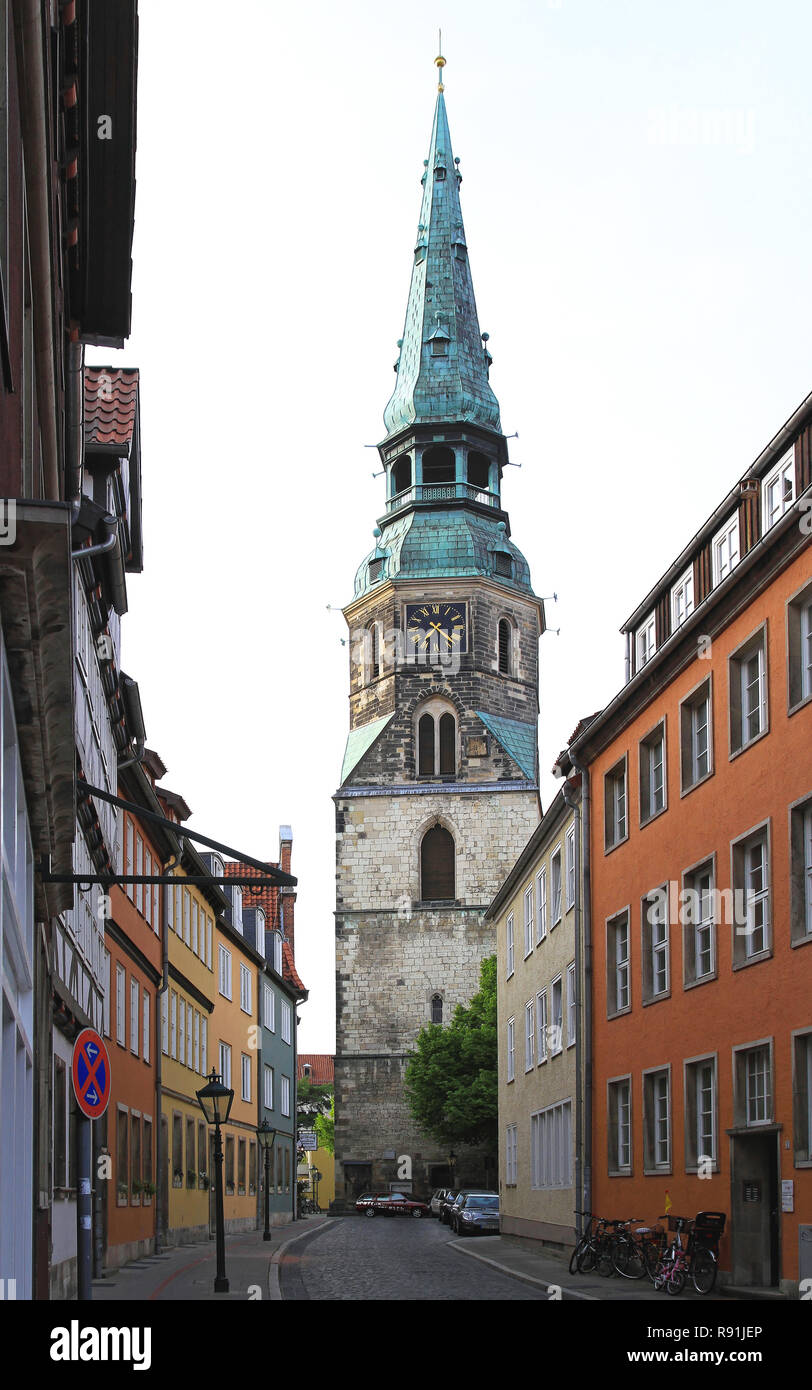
71, 515, 118, 560
67, 338, 85, 502
12, 0, 60, 499
562, 777, 583, 1240
155, 846, 182, 1254
568, 752, 591, 1229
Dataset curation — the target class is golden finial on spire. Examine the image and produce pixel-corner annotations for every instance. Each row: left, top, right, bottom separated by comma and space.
435, 29, 446, 92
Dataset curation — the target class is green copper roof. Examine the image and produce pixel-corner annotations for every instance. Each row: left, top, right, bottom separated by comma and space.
383, 91, 501, 438
353, 509, 534, 599
475, 712, 538, 782
340, 713, 395, 784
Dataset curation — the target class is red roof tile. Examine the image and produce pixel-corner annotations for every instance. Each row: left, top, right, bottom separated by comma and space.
84, 367, 139, 452
223, 860, 306, 995
297, 1054, 334, 1084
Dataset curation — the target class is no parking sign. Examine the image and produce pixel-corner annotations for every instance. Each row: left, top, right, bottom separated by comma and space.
72, 1028, 111, 1119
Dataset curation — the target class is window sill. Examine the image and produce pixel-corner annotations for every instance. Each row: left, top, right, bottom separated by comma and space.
728, 725, 769, 764
790, 932, 812, 951
685, 1163, 719, 1176
604, 833, 629, 857
731, 946, 772, 972
642, 989, 671, 1007
607, 1006, 632, 1021
793, 1157, 812, 1169
683, 970, 717, 992
787, 690, 812, 718
608, 1168, 633, 1178
680, 768, 714, 799
639, 804, 667, 830
643, 1166, 672, 1178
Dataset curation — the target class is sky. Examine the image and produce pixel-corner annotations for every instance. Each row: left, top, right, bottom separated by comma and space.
91, 0, 812, 1052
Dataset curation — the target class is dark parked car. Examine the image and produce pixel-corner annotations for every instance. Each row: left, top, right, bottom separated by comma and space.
451, 1193, 500, 1236
365, 1192, 431, 1219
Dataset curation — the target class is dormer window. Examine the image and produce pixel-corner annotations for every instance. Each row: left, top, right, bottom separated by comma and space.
427, 320, 451, 357
762, 448, 795, 531
635, 614, 656, 670
231, 885, 243, 935
368, 557, 384, 584
434, 164, 446, 181
671, 568, 694, 630
494, 552, 512, 579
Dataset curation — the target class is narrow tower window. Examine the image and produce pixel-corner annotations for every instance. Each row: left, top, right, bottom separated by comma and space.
421, 825, 455, 901
415, 701, 458, 777
367, 623, 381, 681
431, 994, 443, 1024
467, 452, 490, 490
418, 714, 435, 775
439, 712, 455, 774
498, 619, 512, 675
392, 455, 412, 496
422, 445, 455, 485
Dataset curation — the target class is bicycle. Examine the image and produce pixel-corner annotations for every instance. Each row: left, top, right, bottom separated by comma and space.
653, 1215, 692, 1295
569, 1211, 597, 1275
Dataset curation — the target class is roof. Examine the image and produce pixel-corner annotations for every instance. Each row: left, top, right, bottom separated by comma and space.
475, 712, 537, 782
382, 87, 500, 439
353, 508, 537, 601
340, 713, 394, 784
297, 1054, 334, 1085
223, 861, 307, 996
84, 367, 139, 453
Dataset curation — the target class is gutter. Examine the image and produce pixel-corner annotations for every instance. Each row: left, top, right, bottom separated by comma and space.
13, 0, 60, 499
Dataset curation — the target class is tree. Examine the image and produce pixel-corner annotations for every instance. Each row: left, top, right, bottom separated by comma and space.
315, 1094, 335, 1156
404, 955, 497, 1149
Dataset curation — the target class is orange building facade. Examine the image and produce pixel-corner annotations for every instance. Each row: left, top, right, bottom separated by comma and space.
572, 393, 812, 1293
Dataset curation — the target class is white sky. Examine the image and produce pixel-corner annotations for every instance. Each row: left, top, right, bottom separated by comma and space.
92, 0, 812, 1052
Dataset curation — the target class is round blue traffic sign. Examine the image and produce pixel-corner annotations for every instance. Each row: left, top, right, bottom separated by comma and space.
72, 1028, 111, 1119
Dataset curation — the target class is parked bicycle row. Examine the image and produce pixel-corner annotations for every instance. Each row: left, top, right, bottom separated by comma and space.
569, 1210, 726, 1295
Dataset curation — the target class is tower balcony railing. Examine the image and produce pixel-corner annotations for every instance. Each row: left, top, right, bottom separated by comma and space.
386, 482, 501, 512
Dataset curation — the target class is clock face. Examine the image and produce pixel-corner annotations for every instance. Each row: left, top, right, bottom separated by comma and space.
405, 602, 467, 653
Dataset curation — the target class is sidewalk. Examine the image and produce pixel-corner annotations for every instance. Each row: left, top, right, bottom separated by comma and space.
92, 1216, 331, 1302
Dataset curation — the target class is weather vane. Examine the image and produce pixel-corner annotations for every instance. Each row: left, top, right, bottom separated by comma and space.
435, 30, 446, 92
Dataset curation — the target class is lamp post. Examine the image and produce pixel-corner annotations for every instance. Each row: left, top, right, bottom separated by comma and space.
196, 1069, 234, 1293
257, 1119, 277, 1241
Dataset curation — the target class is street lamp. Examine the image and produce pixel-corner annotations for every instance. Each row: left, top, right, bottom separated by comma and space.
196, 1069, 234, 1293
257, 1119, 277, 1242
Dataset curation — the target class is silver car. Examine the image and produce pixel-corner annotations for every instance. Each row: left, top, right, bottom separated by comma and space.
451, 1192, 500, 1236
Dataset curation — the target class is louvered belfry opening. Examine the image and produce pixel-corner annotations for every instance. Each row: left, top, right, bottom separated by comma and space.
421, 824, 455, 901
467, 450, 490, 489
498, 618, 511, 674
418, 714, 435, 774
422, 444, 455, 484
439, 712, 455, 774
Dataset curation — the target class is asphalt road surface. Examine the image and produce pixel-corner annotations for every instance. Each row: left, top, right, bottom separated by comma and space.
280, 1213, 549, 1301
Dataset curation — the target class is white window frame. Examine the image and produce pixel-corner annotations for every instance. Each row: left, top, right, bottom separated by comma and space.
523, 886, 534, 957
536, 989, 547, 1063
550, 976, 563, 1056
241, 1053, 251, 1102
178, 998, 185, 1065
264, 1064, 274, 1109
161, 989, 168, 1056
608, 911, 630, 1015
281, 999, 291, 1045
643, 1066, 671, 1172
730, 630, 767, 754
604, 760, 628, 850
745, 1046, 771, 1126
608, 1076, 632, 1173
565, 826, 576, 910
567, 962, 576, 1047
219, 944, 232, 1000
551, 847, 562, 924
506, 912, 514, 977
219, 1041, 232, 1090
635, 613, 656, 671
762, 447, 794, 531
281, 1075, 291, 1117
263, 982, 275, 1031
240, 962, 252, 1015
116, 963, 126, 1046
505, 1124, 518, 1185
536, 868, 547, 943
507, 1017, 515, 1082
531, 1100, 572, 1190
524, 999, 534, 1071
683, 860, 716, 985
130, 978, 139, 1056
142, 992, 150, 1064
170, 991, 177, 1059
712, 514, 740, 586
671, 566, 694, 630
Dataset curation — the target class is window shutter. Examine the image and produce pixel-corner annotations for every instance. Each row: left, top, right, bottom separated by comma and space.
439, 712, 455, 774
418, 714, 435, 775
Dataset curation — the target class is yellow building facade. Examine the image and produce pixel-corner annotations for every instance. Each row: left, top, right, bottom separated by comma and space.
213, 886, 263, 1233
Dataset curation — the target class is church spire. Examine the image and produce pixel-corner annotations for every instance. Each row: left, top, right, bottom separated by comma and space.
383, 53, 501, 440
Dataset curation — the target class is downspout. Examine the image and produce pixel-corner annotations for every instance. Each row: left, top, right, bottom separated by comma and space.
568, 752, 591, 1229
155, 846, 181, 1254
562, 777, 582, 1241
67, 338, 84, 501
12, 0, 60, 499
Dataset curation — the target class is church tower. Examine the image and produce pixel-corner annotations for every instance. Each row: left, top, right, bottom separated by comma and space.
334, 55, 544, 1204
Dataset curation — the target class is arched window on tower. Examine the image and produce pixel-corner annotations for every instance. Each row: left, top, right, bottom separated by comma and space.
414, 700, 457, 777
366, 622, 381, 682
421, 825, 455, 901
431, 994, 443, 1025
467, 451, 490, 491
392, 454, 412, 497
498, 618, 512, 675
421, 445, 455, 486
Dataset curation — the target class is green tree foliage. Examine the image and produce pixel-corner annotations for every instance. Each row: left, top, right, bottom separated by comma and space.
404, 955, 497, 1149
315, 1094, 335, 1156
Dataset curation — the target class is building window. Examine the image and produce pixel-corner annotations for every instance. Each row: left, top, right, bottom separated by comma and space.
505, 1124, 518, 1185
683, 860, 716, 986
430, 993, 443, 1024
130, 1114, 141, 1202
414, 704, 457, 775
731, 825, 771, 965
536, 868, 547, 943
523, 886, 534, 956
178, 999, 186, 1065
143, 1118, 153, 1201
135, 834, 143, 914
787, 580, 812, 713
238, 1139, 247, 1196
118, 1108, 130, 1204
201, 1017, 207, 1074
219, 1042, 232, 1090
225, 1136, 235, 1195
733, 1042, 773, 1127
790, 798, 812, 946
607, 910, 630, 1016
507, 1018, 515, 1082
550, 977, 563, 1055
392, 453, 412, 495
635, 613, 655, 671
281, 999, 292, 1044
194, 1010, 200, 1073
604, 758, 628, 851
639, 721, 666, 824
762, 447, 794, 530
680, 677, 713, 793
197, 1122, 206, 1189
102, 948, 111, 1037
263, 983, 275, 1031
281, 1076, 291, 1117
116, 964, 126, 1046
264, 1064, 274, 1109
170, 991, 177, 1059
523, 1000, 534, 1071
531, 1101, 572, 1189
161, 990, 168, 1055
712, 514, 740, 586
567, 962, 576, 1047
54, 1058, 67, 1189
551, 847, 562, 924
420, 824, 455, 901
172, 1112, 183, 1188
729, 626, 768, 756
536, 989, 548, 1063
241, 1053, 252, 1102
497, 619, 511, 676
366, 622, 381, 682
130, 979, 139, 1056
240, 963, 252, 1014
643, 1067, 671, 1173
685, 1055, 717, 1172
219, 945, 232, 1000
142, 993, 150, 1064
792, 1030, 812, 1164
671, 567, 694, 630
607, 1077, 632, 1174
641, 886, 669, 1003
565, 826, 575, 910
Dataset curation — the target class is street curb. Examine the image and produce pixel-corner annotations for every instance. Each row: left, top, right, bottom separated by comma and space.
268, 1219, 335, 1301
448, 1238, 597, 1301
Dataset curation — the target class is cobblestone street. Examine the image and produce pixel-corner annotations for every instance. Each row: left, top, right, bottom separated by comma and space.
279, 1216, 550, 1301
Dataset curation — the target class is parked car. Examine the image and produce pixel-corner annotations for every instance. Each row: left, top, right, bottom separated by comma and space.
440, 1190, 474, 1225
430, 1188, 453, 1217
365, 1192, 432, 1219
354, 1193, 382, 1213
451, 1193, 500, 1236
